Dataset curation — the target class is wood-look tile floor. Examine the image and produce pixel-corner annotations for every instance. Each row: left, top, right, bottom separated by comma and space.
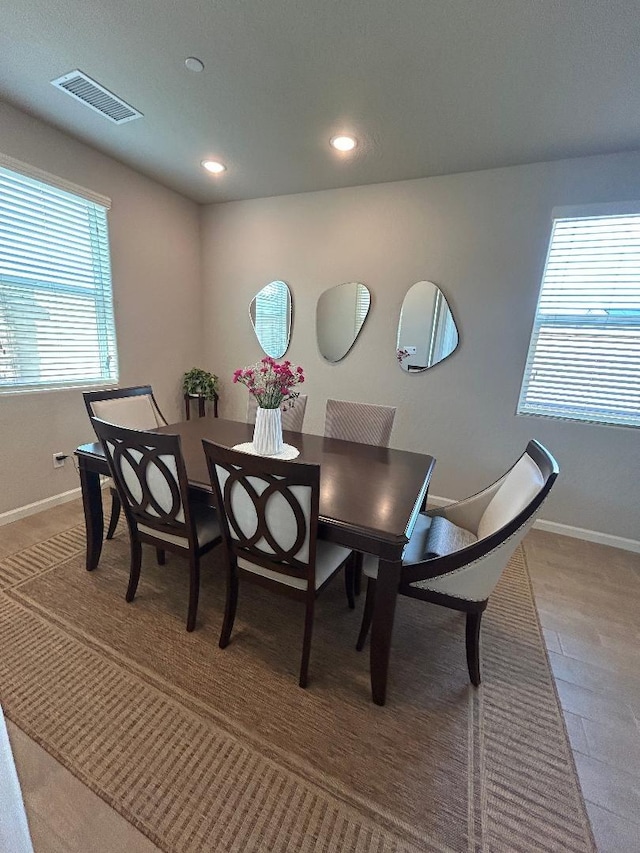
1, 500, 639, 852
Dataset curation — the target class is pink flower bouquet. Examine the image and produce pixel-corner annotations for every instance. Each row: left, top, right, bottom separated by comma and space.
233, 356, 305, 409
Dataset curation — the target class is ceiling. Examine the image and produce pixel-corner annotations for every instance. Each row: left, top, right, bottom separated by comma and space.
1, 0, 639, 204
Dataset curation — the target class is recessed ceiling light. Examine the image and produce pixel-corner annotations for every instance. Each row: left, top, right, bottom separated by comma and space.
330, 135, 357, 152
201, 160, 226, 174
185, 57, 204, 72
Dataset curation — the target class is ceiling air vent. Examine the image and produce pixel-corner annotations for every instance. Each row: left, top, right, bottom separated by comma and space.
51, 70, 143, 124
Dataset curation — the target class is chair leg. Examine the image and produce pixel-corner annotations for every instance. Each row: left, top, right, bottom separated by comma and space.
126, 536, 142, 602
353, 552, 363, 596
344, 557, 356, 609
105, 489, 121, 540
299, 595, 315, 688
219, 563, 238, 649
186, 552, 200, 632
356, 578, 376, 651
156, 547, 166, 565
465, 610, 483, 686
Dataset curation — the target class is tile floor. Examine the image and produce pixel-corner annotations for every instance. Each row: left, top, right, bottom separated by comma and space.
1, 499, 639, 852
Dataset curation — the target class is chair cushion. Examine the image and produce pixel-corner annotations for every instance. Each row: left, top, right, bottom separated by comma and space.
238, 540, 351, 590
138, 503, 220, 549
362, 514, 477, 579
91, 394, 164, 430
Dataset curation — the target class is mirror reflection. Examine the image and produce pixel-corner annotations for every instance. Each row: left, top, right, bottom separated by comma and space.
249, 280, 292, 358
396, 281, 459, 372
316, 282, 371, 362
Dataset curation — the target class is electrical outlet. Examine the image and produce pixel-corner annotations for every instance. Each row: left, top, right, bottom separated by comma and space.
404, 346, 417, 354
52, 452, 66, 468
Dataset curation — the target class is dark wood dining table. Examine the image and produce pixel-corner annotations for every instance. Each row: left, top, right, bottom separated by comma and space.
75, 417, 436, 705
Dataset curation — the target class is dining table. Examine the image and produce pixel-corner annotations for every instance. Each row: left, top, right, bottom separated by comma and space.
75, 417, 436, 705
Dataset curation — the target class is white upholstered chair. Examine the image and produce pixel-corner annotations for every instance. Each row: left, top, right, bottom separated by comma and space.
324, 399, 396, 447
202, 440, 355, 687
246, 394, 308, 433
84, 386, 168, 540
356, 441, 559, 685
91, 417, 221, 632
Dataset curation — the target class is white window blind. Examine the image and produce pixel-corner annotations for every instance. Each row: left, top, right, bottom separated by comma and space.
0, 162, 118, 392
518, 211, 640, 428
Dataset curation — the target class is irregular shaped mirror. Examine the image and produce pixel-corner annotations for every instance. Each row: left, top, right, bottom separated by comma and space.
316, 282, 371, 362
249, 280, 291, 358
396, 281, 459, 372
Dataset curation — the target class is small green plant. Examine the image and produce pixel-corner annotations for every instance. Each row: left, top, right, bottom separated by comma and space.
182, 367, 219, 400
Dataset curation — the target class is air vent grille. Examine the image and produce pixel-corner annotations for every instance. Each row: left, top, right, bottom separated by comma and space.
51, 70, 143, 124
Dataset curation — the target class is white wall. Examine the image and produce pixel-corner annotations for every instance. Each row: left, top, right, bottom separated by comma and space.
0, 100, 203, 514
200, 151, 640, 541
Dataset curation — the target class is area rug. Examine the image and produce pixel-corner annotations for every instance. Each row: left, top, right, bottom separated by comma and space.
0, 523, 595, 852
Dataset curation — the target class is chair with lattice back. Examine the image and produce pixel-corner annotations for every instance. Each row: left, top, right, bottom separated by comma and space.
356, 441, 559, 685
324, 399, 396, 447
91, 417, 221, 632
84, 386, 168, 540
202, 440, 355, 687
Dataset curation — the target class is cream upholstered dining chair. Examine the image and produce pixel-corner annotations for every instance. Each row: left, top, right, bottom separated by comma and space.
90, 417, 221, 632
324, 399, 396, 447
356, 441, 559, 685
202, 440, 355, 687
246, 394, 308, 432
324, 399, 397, 594
84, 386, 168, 540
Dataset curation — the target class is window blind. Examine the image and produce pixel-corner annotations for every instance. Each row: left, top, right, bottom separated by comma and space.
518, 212, 640, 428
0, 163, 118, 392
254, 281, 288, 357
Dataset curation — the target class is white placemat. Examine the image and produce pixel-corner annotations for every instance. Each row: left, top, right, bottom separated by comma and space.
232, 442, 300, 460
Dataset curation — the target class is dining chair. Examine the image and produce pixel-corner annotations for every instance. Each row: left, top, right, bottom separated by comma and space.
246, 394, 308, 432
324, 398, 397, 595
84, 386, 168, 540
356, 440, 559, 685
202, 440, 355, 687
324, 399, 396, 447
90, 417, 221, 632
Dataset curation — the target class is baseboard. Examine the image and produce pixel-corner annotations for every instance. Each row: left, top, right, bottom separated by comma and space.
0, 487, 83, 527
533, 519, 640, 555
427, 494, 640, 555
2, 487, 638, 555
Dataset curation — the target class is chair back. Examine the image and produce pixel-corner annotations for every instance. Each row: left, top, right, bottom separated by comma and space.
84, 386, 167, 431
402, 441, 559, 601
90, 417, 195, 544
324, 399, 396, 447
202, 441, 319, 584
246, 394, 308, 432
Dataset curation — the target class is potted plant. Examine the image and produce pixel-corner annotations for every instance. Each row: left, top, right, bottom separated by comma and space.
182, 367, 219, 419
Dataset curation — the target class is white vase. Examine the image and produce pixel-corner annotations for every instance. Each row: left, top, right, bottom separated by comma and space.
253, 406, 284, 456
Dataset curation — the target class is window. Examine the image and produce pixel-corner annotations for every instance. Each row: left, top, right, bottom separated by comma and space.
0, 156, 118, 392
518, 205, 640, 428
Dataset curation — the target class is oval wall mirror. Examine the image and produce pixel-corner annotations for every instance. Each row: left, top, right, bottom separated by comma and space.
316, 282, 371, 362
396, 281, 459, 372
249, 280, 292, 358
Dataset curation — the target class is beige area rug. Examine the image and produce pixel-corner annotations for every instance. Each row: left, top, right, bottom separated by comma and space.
0, 524, 595, 852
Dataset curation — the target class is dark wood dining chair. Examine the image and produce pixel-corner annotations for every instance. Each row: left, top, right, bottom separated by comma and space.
84, 386, 168, 540
202, 440, 355, 687
246, 393, 308, 432
90, 417, 221, 631
356, 440, 559, 685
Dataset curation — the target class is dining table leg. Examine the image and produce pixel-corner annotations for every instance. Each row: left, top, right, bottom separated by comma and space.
78, 462, 104, 571
370, 557, 402, 705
